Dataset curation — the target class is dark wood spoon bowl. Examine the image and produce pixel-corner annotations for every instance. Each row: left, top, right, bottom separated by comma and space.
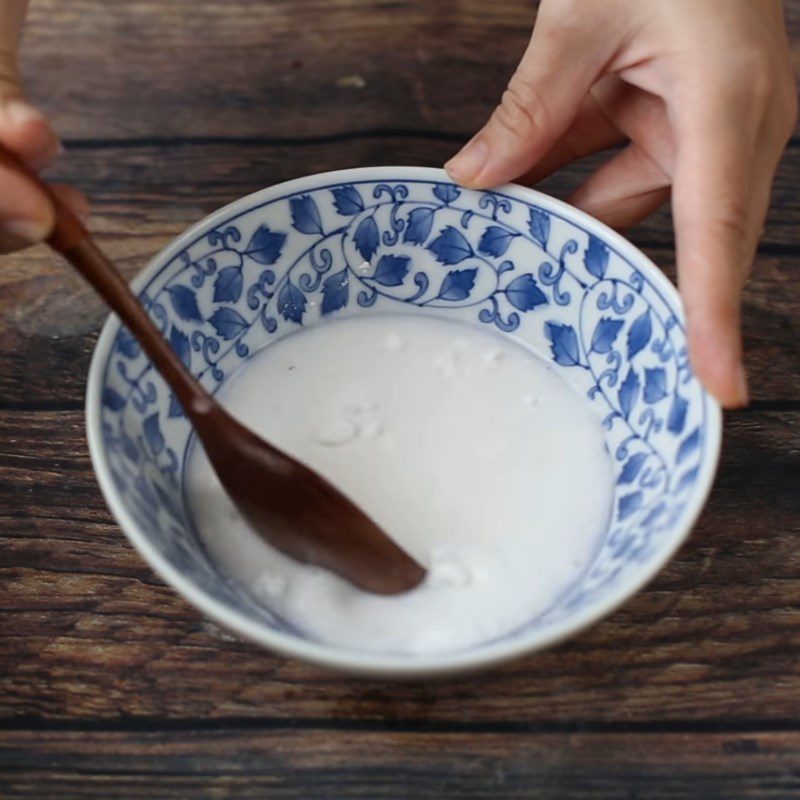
0, 146, 426, 595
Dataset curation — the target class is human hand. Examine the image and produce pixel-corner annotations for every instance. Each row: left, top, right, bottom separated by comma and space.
0, 0, 87, 254
445, 0, 798, 408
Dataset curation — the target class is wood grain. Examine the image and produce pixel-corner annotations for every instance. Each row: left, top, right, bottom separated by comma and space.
2, 0, 800, 796
3, 728, 800, 799
2, 410, 799, 722
20, 0, 534, 140
36, 139, 800, 250
18, 0, 800, 141
0, 139, 796, 407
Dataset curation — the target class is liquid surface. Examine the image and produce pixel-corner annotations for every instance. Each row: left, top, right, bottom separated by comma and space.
186, 314, 614, 655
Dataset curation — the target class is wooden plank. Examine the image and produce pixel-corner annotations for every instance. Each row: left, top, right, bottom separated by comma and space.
20, 0, 533, 140
2, 728, 800, 798
37, 139, 800, 250
3, 0, 799, 791
18, 1, 800, 141
0, 138, 797, 407
1, 409, 799, 722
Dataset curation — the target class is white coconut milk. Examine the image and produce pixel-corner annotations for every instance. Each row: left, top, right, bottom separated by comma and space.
186, 314, 613, 655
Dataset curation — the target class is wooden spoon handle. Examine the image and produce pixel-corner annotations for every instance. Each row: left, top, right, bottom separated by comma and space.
0, 145, 210, 415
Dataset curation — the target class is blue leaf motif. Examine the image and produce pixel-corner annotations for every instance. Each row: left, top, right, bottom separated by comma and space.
166, 285, 203, 322
528, 208, 550, 248
505, 274, 547, 311
134, 474, 158, 508
277, 280, 307, 323
403, 207, 435, 245
433, 184, 460, 205
643, 367, 668, 404
143, 412, 165, 456
209, 307, 249, 340
667, 393, 689, 435
168, 394, 184, 419
428, 226, 473, 265
102, 387, 126, 411
169, 325, 191, 368
245, 225, 286, 265
675, 466, 700, 494
110, 469, 128, 493
641, 502, 666, 528
677, 427, 700, 464
154, 481, 184, 523
618, 491, 643, 520
584, 235, 609, 279
116, 328, 140, 359
353, 216, 379, 262
121, 432, 140, 464
545, 322, 580, 367
618, 452, 647, 485
438, 268, 477, 301
627, 309, 652, 359
591, 317, 624, 354
290, 194, 324, 235
213, 265, 243, 303
478, 225, 517, 258
618, 368, 640, 419
372, 254, 410, 287
332, 185, 364, 216
321, 269, 349, 315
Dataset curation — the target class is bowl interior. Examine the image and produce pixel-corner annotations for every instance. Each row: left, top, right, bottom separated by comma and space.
88, 167, 720, 672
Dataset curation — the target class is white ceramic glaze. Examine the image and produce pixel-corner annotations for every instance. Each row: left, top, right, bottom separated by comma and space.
86, 167, 722, 677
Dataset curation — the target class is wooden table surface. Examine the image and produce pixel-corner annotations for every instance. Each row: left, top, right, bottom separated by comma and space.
1, 1, 799, 797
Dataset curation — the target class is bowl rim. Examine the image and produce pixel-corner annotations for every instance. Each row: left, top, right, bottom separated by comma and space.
86, 165, 722, 678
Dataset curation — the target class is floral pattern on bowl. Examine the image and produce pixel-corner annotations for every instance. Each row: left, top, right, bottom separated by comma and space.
86, 167, 721, 676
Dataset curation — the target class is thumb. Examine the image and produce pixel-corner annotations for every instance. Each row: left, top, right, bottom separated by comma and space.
445, 7, 615, 189
0, 0, 58, 167
0, 44, 60, 250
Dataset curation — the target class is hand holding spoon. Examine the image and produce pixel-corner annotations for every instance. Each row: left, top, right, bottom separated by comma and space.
0, 146, 426, 595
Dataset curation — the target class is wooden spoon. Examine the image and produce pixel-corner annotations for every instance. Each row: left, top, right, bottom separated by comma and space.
0, 146, 426, 595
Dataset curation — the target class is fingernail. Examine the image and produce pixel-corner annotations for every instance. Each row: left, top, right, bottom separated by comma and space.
1, 218, 50, 244
445, 137, 488, 185
3, 99, 46, 127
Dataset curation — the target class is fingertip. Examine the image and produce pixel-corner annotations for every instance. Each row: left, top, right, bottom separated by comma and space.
732, 362, 750, 409
444, 97, 554, 190
3, 99, 46, 128
0, 210, 54, 253
692, 353, 749, 409
705, 364, 749, 409
0, 100, 61, 169
687, 316, 749, 409
0, 164, 56, 248
444, 137, 490, 188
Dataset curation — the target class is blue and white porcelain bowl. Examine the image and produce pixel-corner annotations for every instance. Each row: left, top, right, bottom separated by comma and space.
86, 167, 722, 677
